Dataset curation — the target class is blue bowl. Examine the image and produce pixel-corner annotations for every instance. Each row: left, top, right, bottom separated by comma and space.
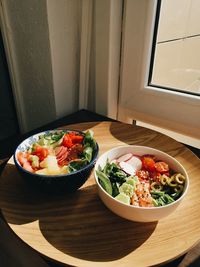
13, 129, 99, 194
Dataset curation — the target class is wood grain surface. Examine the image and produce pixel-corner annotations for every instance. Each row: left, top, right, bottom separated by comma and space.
0, 121, 200, 267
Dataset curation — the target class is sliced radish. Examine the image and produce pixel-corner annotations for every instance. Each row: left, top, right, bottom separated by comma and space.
126, 156, 142, 171
56, 147, 69, 165
56, 146, 68, 158
119, 161, 136, 176
55, 146, 64, 157
117, 153, 133, 162
57, 152, 67, 162
110, 159, 117, 164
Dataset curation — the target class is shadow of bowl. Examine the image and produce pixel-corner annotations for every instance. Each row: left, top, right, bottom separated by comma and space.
38, 184, 157, 263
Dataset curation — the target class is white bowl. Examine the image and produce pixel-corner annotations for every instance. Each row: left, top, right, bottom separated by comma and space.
94, 145, 189, 222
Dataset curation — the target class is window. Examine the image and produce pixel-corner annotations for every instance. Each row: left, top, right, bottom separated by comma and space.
150, 0, 200, 96
118, 0, 200, 147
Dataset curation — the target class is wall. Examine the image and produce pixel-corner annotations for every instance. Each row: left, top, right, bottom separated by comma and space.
1, 0, 121, 133
47, 0, 81, 118
0, 30, 18, 140
1, 0, 56, 133
0, 0, 81, 133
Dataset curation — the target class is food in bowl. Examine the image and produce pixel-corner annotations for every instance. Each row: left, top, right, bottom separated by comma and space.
16, 130, 96, 175
94, 146, 189, 222
96, 153, 186, 207
14, 129, 99, 193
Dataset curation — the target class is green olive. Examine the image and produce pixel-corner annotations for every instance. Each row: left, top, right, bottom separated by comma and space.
174, 173, 186, 185
150, 182, 163, 191
167, 175, 178, 187
160, 174, 169, 185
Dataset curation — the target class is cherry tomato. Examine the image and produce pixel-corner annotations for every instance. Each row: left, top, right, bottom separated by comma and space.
62, 134, 73, 148
70, 134, 84, 144
136, 170, 149, 180
34, 145, 42, 153
141, 156, 155, 172
154, 161, 169, 173
32, 145, 49, 161
40, 148, 49, 161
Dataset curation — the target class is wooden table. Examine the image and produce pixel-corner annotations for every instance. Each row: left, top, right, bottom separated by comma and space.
0, 121, 200, 267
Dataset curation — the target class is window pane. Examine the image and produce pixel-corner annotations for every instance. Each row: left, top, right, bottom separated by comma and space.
150, 0, 200, 96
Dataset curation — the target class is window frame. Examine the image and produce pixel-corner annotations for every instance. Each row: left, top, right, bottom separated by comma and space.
118, 0, 200, 144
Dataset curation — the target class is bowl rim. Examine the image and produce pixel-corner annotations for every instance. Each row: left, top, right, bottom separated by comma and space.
94, 145, 189, 210
14, 128, 99, 178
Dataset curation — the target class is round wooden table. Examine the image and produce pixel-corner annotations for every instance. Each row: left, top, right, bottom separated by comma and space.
0, 121, 200, 267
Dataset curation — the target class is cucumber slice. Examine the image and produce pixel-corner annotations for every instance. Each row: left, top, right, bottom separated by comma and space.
96, 170, 112, 196
125, 177, 136, 187
115, 193, 130, 205
119, 182, 134, 197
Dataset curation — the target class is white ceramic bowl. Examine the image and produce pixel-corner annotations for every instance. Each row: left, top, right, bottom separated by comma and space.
94, 145, 189, 222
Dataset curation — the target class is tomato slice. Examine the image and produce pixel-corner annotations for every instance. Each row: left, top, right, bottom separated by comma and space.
141, 156, 155, 172
62, 134, 73, 148
70, 135, 84, 144
32, 145, 49, 161
154, 161, 169, 173
40, 148, 49, 161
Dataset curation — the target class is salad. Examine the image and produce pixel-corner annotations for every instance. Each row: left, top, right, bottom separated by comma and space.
96, 152, 186, 207
17, 130, 97, 175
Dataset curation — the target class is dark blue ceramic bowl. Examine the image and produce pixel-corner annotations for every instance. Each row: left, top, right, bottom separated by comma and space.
14, 129, 99, 194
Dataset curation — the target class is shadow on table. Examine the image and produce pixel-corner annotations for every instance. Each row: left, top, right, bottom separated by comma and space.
38, 189, 157, 262
0, 163, 54, 224
0, 163, 157, 263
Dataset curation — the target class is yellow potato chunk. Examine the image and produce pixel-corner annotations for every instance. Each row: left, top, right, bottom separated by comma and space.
40, 155, 61, 175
